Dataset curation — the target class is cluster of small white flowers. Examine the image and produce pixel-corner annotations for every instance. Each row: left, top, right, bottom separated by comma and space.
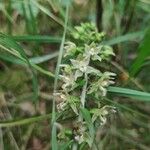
58, 41, 116, 121
56, 23, 117, 146
62, 41, 116, 97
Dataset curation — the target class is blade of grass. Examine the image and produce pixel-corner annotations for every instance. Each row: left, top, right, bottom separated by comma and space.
7, 130, 20, 150
51, 4, 69, 150
0, 113, 52, 128
59, 140, 73, 150
32, 0, 64, 27
28, 0, 37, 34
29, 52, 58, 64
6, 0, 13, 34
0, 53, 25, 65
22, 0, 31, 33
11, 35, 61, 43
130, 28, 150, 76
103, 30, 145, 45
0, 112, 64, 128
108, 86, 150, 102
31, 64, 54, 77
22, 0, 37, 34
80, 108, 95, 146
0, 108, 20, 150
0, 52, 54, 77
0, 128, 4, 150
21, 124, 35, 150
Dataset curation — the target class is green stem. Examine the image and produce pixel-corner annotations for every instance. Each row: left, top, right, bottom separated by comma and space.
51, 4, 69, 150
79, 57, 90, 123
0, 114, 52, 128
80, 56, 90, 108
81, 73, 88, 108
72, 142, 78, 150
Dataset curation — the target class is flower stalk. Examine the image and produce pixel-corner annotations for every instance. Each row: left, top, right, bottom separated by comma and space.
55, 23, 117, 149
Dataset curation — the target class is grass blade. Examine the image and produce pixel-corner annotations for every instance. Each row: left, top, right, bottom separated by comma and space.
80, 108, 95, 147
0, 53, 54, 77
130, 28, 150, 76
0, 128, 4, 150
0, 114, 52, 128
12, 35, 61, 43
32, 0, 64, 27
29, 52, 58, 64
0, 53, 25, 65
108, 86, 150, 102
104, 31, 144, 45
51, 3, 69, 150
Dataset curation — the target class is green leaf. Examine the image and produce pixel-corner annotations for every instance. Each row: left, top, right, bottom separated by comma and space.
68, 96, 79, 115
0, 52, 55, 77
29, 52, 58, 64
0, 53, 25, 65
12, 0, 39, 17
32, 0, 63, 26
104, 31, 144, 45
108, 86, 150, 102
0, 113, 51, 128
59, 141, 73, 150
80, 108, 95, 147
21, 0, 38, 34
130, 28, 150, 76
12, 35, 61, 43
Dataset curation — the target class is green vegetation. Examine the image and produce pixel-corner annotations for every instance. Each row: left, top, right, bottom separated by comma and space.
0, 0, 150, 150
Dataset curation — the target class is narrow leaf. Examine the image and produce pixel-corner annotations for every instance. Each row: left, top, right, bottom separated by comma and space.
12, 35, 61, 43
130, 28, 150, 76
80, 108, 95, 146
108, 86, 150, 102
104, 31, 144, 45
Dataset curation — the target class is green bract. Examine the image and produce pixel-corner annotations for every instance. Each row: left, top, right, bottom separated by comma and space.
72, 23, 105, 44
56, 23, 116, 148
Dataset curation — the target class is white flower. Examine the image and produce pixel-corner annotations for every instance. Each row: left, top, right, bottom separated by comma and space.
60, 64, 76, 91
83, 43, 102, 62
71, 58, 89, 72
74, 121, 88, 144
83, 43, 115, 62
71, 58, 89, 80
88, 71, 116, 97
57, 93, 80, 114
90, 106, 116, 125
57, 101, 67, 112
60, 74, 75, 91
71, 57, 101, 80
64, 42, 76, 57
56, 94, 67, 112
